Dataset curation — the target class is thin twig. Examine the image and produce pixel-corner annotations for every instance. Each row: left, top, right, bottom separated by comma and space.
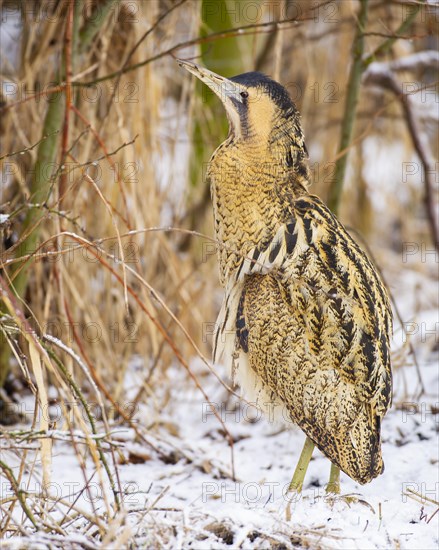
0, 460, 39, 529
77, 135, 138, 167
63, 232, 237, 480
71, 106, 132, 228
66, 13, 317, 87
363, 0, 426, 66
42, 345, 121, 510
0, 131, 59, 161
107, 0, 188, 110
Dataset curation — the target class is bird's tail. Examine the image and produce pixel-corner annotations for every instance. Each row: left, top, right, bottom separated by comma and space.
299, 403, 384, 485
326, 406, 384, 484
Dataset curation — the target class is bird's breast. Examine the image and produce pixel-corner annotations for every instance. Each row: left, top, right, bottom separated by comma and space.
207, 151, 286, 284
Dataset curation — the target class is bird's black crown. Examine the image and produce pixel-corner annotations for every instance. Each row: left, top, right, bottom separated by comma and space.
231, 72, 297, 114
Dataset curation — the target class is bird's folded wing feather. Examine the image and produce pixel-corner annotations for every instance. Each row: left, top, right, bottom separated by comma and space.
221, 194, 392, 416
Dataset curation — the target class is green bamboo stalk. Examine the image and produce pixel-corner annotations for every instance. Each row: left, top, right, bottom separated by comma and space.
327, 0, 369, 215
12, 98, 65, 298
78, 0, 119, 53
10, 1, 120, 287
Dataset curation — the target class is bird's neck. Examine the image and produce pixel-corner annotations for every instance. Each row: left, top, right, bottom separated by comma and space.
207, 130, 310, 284
213, 133, 310, 193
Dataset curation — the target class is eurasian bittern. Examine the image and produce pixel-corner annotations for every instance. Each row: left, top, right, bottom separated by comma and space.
178, 59, 392, 494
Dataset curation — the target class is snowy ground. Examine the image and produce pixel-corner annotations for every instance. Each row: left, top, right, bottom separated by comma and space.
9, 361, 436, 549
132, 361, 437, 550
1, 263, 438, 549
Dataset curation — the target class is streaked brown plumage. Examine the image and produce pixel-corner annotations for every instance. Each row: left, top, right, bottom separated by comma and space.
179, 60, 392, 487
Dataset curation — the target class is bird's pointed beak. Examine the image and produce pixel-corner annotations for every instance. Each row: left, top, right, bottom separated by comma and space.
177, 59, 244, 106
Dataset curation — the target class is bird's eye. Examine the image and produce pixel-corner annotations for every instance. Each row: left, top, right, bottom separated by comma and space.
240, 91, 249, 99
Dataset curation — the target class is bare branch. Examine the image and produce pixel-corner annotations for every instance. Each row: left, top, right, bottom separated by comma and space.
0, 131, 59, 160
364, 62, 439, 251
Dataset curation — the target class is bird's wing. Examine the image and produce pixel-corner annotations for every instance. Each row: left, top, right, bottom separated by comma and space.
218, 194, 393, 482
221, 193, 392, 415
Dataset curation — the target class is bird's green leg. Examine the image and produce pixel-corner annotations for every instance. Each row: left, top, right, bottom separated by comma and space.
288, 437, 315, 492
326, 463, 340, 494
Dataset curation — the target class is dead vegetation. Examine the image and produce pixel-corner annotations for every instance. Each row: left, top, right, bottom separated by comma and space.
0, 0, 437, 547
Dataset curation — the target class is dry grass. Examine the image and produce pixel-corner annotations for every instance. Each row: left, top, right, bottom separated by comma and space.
0, 0, 437, 546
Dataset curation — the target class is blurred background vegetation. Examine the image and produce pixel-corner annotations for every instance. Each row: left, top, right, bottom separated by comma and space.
0, 0, 437, 542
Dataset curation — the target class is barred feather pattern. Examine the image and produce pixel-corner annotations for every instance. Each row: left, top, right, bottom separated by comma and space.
209, 138, 393, 484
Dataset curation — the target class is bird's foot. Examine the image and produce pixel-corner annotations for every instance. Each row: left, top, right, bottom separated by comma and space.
325, 464, 340, 495
325, 480, 340, 495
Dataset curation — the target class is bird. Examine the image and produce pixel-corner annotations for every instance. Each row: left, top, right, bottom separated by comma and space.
178, 59, 393, 494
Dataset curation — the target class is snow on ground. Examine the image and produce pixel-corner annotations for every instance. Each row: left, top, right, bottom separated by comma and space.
21, 358, 436, 549
1, 263, 438, 549
116, 362, 438, 549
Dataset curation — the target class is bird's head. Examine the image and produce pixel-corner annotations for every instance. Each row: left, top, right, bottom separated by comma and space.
178, 59, 308, 155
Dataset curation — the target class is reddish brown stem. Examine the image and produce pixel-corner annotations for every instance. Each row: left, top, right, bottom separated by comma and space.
71, 105, 132, 229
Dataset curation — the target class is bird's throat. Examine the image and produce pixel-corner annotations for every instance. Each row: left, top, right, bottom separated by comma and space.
207, 137, 309, 284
